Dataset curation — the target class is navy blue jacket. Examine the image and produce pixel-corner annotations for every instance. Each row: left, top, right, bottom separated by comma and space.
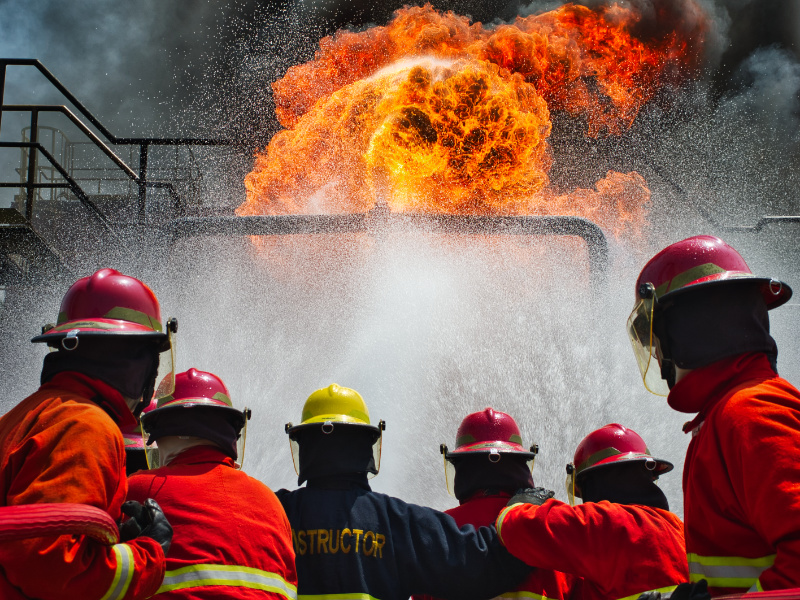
276, 478, 530, 600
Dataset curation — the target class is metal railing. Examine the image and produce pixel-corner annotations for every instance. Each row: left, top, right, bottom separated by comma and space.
0, 59, 243, 223
645, 162, 800, 233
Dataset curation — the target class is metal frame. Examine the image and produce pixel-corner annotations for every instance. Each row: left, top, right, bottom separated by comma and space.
169, 210, 610, 286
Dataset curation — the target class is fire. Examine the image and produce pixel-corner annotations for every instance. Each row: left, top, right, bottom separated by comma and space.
237, 2, 705, 237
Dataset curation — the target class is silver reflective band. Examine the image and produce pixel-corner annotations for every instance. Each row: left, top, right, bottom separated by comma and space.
494, 592, 567, 600
688, 553, 775, 589
159, 563, 297, 599
100, 544, 134, 600
298, 594, 382, 600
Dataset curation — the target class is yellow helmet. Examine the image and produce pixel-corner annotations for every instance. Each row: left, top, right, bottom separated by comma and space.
285, 384, 385, 479
301, 383, 372, 425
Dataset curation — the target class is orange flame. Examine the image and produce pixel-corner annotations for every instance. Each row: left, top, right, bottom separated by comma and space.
238, 2, 704, 237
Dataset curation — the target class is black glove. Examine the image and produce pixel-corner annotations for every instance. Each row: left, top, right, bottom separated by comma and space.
636, 591, 662, 600
119, 499, 173, 556
666, 580, 710, 600
507, 487, 555, 507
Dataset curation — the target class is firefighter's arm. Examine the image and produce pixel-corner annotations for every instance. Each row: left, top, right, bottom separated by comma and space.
3, 535, 165, 600
731, 392, 800, 590
0, 404, 165, 599
396, 500, 531, 600
494, 499, 629, 584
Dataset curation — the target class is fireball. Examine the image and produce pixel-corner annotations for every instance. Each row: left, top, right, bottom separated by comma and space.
237, 2, 705, 238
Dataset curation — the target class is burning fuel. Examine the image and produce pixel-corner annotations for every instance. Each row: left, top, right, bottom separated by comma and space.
236, 2, 706, 238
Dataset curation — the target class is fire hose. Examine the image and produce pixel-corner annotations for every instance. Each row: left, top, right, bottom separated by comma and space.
0, 503, 119, 545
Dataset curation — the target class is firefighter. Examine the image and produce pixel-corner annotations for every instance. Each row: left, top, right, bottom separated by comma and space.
127, 368, 297, 599
415, 408, 576, 600
628, 235, 800, 594
277, 384, 531, 600
0, 268, 175, 600
495, 424, 688, 600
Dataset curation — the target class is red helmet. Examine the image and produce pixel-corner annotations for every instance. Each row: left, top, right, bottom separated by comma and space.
628, 236, 791, 395
32, 268, 175, 345
141, 368, 251, 467
443, 408, 537, 460
635, 235, 791, 308
570, 423, 672, 480
142, 368, 247, 430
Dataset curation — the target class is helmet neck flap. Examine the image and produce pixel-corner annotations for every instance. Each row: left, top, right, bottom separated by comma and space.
578, 462, 669, 510
293, 425, 380, 486
144, 406, 241, 460
40, 337, 160, 417
655, 281, 777, 377
451, 453, 534, 502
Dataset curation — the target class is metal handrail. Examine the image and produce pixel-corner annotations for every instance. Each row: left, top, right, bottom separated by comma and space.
0, 59, 245, 222
0, 141, 119, 234
0, 59, 238, 146
5, 105, 139, 179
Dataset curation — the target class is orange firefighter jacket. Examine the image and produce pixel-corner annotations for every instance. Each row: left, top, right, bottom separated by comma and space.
416, 491, 576, 600
127, 445, 297, 600
495, 498, 688, 600
670, 353, 800, 595
0, 371, 166, 600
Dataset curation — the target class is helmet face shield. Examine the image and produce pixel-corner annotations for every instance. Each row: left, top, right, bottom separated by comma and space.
444, 451, 456, 496
371, 429, 382, 479
627, 295, 669, 396
565, 467, 578, 506
290, 437, 301, 477
141, 426, 160, 470
235, 408, 250, 470
153, 325, 177, 401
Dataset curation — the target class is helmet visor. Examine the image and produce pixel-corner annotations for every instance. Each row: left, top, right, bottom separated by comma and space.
153, 326, 176, 401
142, 427, 160, 470
444, 453, 456, 496
626, 297, 669, 396
370, 430, 382, 479
235, 408, 250, 470
290, 437, 301, 477
565, 469, 578, 506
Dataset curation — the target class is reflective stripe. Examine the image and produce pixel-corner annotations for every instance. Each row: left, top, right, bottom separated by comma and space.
494, 592, 573, 600
494, 584, 678, 600
616, 585, 678, 600
158, 564, 297, 599
100, 544, 134, 600
495, 503, 523, 544
298, 595, 381, 600
688, 553, 775, 589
